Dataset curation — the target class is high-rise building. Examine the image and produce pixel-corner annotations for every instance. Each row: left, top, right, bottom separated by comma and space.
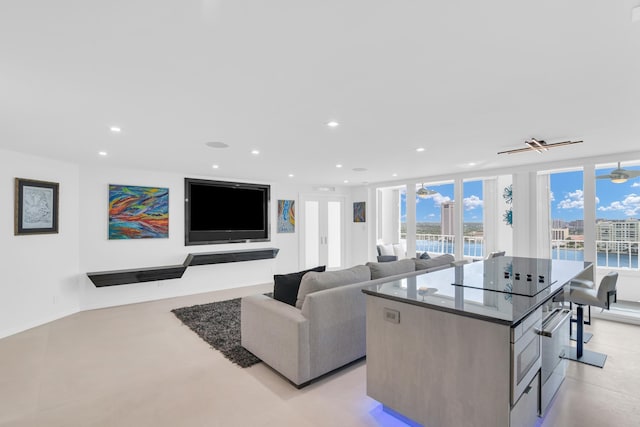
441, 202, 455, 236
596, 219, 639, 252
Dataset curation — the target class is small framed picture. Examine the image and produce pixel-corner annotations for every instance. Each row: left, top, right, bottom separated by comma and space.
14, 178, 59, 235
353, 201, 366, 223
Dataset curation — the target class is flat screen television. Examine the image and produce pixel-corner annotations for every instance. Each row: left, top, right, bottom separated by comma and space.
184, 178, 270, 245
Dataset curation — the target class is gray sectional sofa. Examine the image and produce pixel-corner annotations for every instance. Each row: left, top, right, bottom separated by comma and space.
240, 254, 454, 387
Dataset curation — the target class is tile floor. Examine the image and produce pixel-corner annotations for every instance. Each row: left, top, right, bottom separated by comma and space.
1, 284, 639, 427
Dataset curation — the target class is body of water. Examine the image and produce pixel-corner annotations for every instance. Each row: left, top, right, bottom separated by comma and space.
416, 240, 639, 269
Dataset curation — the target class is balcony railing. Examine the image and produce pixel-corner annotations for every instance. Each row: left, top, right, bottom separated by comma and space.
401, 233, 484, 258
551, 238, 639, 270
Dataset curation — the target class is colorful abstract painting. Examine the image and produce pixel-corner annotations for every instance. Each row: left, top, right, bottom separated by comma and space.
353, 201, 366, 223
109, 185, 169, 239
277, 200, 295, 233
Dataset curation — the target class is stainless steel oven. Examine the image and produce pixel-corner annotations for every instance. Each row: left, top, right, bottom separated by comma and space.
538, 307, 571, 415
511, 307, 542, 404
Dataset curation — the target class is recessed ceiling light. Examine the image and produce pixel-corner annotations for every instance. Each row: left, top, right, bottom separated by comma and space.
288, 174, 294, 178
98, 151, 108, 156
416, 147, 425, 152
468, 162, 477, 166
336, 164, 343, 168
392, 173, 398, 177
251, 150, 260, 155
212, 164, 219, 169
327, 121, 340, 128
206, 141, 229, 149
344, 180, 349, 184
109, 126, 121, 133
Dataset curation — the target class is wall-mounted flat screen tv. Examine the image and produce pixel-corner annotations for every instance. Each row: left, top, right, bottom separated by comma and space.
185, 178, 270, 245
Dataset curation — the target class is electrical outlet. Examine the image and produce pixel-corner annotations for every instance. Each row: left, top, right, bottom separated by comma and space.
384, 308, 400, 324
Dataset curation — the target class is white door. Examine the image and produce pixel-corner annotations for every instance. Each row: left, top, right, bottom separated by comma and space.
299, 195, 345, 270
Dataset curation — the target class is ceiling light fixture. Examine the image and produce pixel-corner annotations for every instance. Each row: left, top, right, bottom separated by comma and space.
212, 164, 219, 169
288, 174, 294, 178
251, 150, 260, 155
336, 164, 343, 168
327, 121, 340, 128
416, 183, 437, 198
498, 138, 583, 155
98, 151, 108, 156
206, 141, 229, 149
392, 173, 398, 177
416, 148, 425, 152
109, 126, 121, 133
344, 180, 349, 184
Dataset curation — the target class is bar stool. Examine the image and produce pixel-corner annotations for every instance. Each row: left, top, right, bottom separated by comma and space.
563, 272, 618, 368
569, 277, 596, 343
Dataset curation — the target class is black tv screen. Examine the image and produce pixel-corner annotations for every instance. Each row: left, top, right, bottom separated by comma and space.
185, 178, 270, 245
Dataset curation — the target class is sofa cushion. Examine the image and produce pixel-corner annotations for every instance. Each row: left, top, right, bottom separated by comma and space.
273, 265, 326, 306
414, 254, 455, 271
419, 252, 431, 259
295, 265, 371, 309
366, 259, 416, 280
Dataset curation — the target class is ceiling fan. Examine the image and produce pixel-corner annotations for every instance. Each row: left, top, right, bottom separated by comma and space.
416, 184, 437, 198
596, 162, 640, 184
497, 138, 583, 155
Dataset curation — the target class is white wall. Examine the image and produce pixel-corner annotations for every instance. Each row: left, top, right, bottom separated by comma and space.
350, 187, 372, 266
0, 150, 326, 337
0, 149, 80, 338
77, 166, 310, 310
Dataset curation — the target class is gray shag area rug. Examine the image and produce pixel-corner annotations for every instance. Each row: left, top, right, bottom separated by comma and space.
172, 297, 261, 368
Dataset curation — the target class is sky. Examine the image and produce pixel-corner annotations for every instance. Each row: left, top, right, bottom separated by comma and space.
401, 180, 484, 223
398, 165, 640, 225
551, 167, 640, 221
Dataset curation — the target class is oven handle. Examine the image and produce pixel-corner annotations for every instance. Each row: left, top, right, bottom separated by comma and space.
536, 309, 572, 338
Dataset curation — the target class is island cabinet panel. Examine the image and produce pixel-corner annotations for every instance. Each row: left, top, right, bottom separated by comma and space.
366, 295, 512, 427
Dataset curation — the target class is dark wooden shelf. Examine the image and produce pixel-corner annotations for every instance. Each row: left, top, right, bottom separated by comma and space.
87, 265, 187, 287
87, 248, 279, 287
184, 247, 280, 266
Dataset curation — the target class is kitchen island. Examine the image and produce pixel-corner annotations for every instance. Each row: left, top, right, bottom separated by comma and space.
362, 257, 591, 427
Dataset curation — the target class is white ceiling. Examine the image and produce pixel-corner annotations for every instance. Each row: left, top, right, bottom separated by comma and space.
2, 0, 640, 186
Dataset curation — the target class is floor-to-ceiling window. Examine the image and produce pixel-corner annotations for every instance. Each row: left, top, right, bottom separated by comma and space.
549, 169, 585, 261
413, 182, 455, 255
463, 179, 484, 258
595, 161, 640, 304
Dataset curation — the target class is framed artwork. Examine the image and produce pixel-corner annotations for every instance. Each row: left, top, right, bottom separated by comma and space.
14, 178, 59, 235
277, 200, 295, 233
109, 184, 169, 239
353, 201, 366, 223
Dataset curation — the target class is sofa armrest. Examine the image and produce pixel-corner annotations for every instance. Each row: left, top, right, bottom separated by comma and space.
241, 294, 310, 385
301, 283, 369, 378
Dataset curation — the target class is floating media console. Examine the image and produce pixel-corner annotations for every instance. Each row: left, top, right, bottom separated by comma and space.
87, 248, 279, 287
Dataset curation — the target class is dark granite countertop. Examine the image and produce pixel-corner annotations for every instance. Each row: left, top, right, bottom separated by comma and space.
362, 257, 591, 327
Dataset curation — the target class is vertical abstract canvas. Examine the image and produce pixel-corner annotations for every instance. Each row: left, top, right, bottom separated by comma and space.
277, 199, 295, 233
109, 184, 169, 239
353, 201, 366, 223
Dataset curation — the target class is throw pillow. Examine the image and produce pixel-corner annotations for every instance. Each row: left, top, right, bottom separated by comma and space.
295, 265, 371, 309
378, 244, 394, 256
419, 252, 431, 259
273, 265, 326, 306
392, 243, 405, 259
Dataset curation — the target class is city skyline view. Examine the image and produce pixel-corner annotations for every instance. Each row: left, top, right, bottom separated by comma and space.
401, 180, 484, 224
551, 166, 640, 222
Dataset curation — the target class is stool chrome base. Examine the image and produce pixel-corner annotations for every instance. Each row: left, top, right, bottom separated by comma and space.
563, 347, 607, 368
